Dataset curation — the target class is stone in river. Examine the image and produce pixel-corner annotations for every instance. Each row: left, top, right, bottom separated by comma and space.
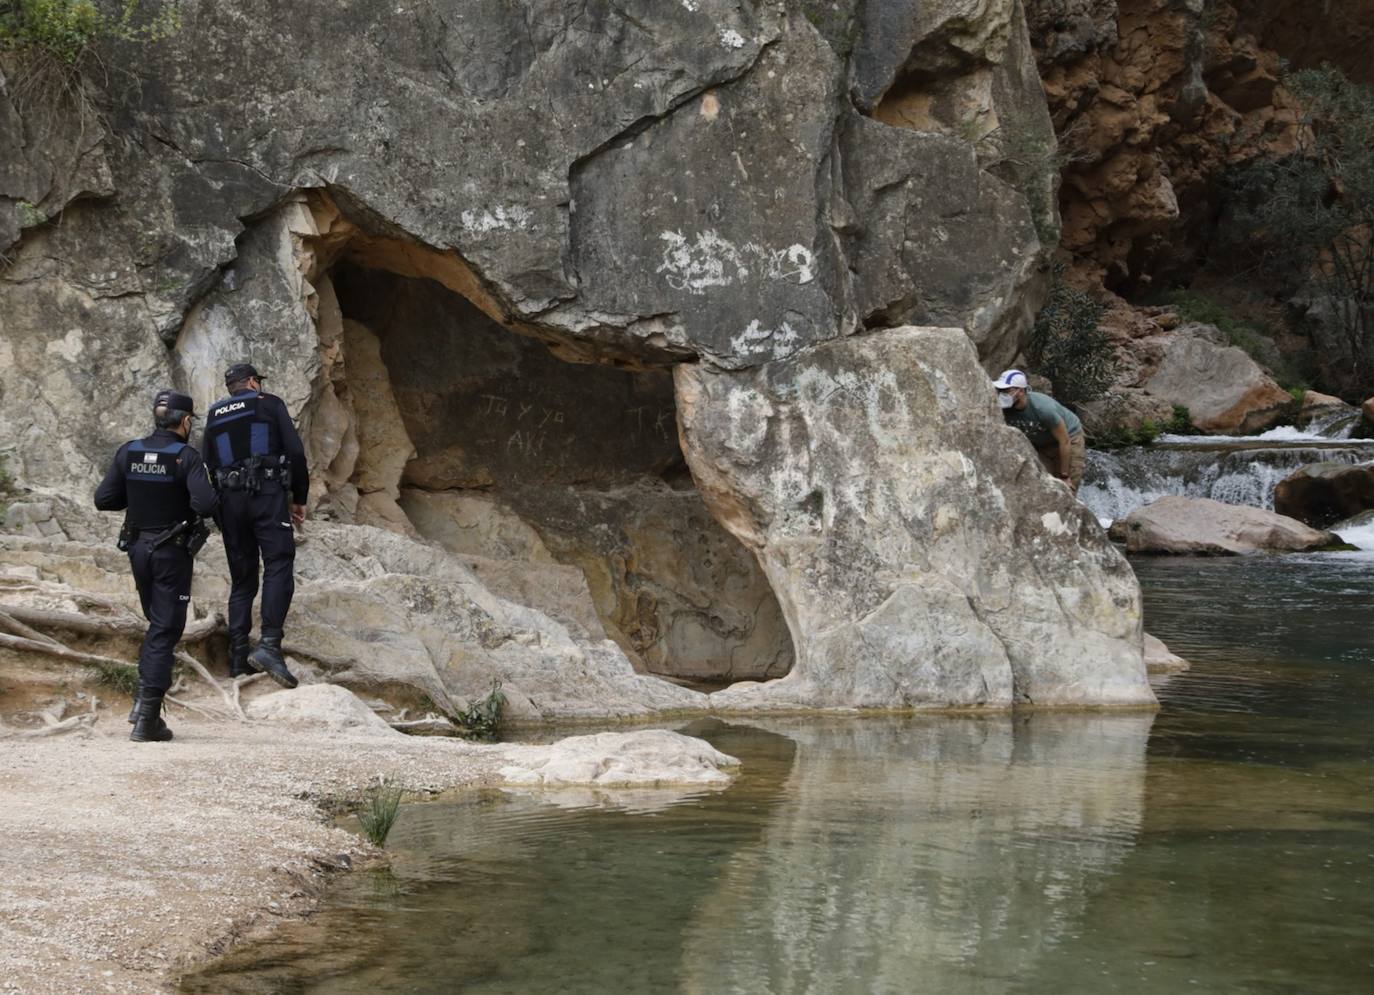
1274, 462, 1374, 529
1112, 495, 1338, 555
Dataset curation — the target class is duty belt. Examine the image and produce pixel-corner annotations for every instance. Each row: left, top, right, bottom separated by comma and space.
215, 458, 291, 493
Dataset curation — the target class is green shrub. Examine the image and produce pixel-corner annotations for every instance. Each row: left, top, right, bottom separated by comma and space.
356, 781, 404, 847
1029, 264, 1118, 405
0, 0, 182, 66
977, 115, 1074, 247
1090, 419, 1162, 450
452, 680, 506, 741
1164, 404, 1199, 436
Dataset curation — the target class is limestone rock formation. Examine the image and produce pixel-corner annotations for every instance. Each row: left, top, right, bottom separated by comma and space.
496, 729, 739, 788
1078, 303, 1293, 438
1273, 463, 1374, 529
245, 684, 399, 737
1025, 0, 1300, 292
1142, 330, 1292, 434
1143, 632, 1189, 674
1110, 495, 1337, 554
1296, 391, 1352, 429
678, 326, 1154, 709
0, 1, 1152, 717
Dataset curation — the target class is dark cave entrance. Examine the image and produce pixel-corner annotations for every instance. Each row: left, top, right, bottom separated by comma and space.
313, 257, 793, 688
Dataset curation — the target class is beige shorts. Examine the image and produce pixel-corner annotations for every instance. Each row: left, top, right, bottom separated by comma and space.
1035, 432, 1085, 492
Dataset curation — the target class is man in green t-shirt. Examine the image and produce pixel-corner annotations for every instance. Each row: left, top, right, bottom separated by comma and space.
992, 369, 1085, 492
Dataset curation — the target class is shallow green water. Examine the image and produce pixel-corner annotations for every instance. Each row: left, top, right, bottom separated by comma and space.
185, 554, 1374, 994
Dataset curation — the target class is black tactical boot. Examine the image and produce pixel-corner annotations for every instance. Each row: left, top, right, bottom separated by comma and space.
228, 631, 258, 678
127, 683, 143, 724
129, 691, 173, 743
248, 634, 298, 689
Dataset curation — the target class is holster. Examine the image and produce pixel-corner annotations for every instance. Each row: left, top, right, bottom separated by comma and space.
116, 522, 137, 552
185, 518, 212, 557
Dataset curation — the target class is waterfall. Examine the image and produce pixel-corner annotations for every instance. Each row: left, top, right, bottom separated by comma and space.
1080, 436, 1374, 525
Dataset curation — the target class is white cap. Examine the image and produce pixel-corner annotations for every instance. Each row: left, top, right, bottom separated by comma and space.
992, 369, 1029, 390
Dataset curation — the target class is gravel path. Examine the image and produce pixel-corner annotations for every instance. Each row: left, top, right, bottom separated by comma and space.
0, 717, 508, 994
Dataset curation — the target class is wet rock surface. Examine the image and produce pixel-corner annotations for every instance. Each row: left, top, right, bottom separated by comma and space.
1110, 495, 1337, 555
1274, 463, 1374, 530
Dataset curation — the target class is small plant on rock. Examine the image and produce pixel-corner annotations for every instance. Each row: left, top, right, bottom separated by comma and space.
0, 0, 182, 133
452, 679, 506, 741
1164, 404, 1199, 436
357, 780, 404, 847
92, 660, 138, 696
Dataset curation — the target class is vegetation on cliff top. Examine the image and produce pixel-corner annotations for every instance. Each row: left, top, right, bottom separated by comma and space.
0, 0, 180, 65
1218, 66, 1374, 397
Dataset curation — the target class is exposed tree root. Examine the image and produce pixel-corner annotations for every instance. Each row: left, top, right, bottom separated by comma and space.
0, 695, 99, 739
0, 598, 247, 723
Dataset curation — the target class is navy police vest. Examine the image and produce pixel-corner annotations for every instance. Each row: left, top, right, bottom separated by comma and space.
204, 392, 281, 468
123, 438, 191, 529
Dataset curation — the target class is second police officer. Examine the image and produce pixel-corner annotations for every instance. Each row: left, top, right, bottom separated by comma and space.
203, 362, 309, 688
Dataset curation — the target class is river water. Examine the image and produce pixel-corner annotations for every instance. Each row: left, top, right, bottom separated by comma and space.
184, 554, 1374, 995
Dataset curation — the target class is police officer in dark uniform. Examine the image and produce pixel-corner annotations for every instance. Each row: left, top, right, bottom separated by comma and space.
94, 389, 219, 743
203, 362, 307, 688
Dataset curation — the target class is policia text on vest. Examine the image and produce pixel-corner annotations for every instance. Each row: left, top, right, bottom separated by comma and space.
202, 362, 307, 690
94, 390, 218, 743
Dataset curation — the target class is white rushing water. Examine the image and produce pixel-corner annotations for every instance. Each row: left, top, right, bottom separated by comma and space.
1080, 433, 1374, 548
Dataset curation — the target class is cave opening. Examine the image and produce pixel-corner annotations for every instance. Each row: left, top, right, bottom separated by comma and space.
302, 238, 794, 690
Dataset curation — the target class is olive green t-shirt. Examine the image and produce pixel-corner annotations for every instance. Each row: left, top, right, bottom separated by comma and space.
1002, 391, 1083, 448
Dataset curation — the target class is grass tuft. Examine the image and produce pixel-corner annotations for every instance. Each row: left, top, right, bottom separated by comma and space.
93, 661, 139, 696
357, 781, 404, 847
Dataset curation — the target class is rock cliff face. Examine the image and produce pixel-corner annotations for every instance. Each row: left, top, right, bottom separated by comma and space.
0, 0, 1153, 717
1024, 0, 1301, 294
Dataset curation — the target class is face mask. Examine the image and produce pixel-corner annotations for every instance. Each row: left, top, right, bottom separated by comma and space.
998, 392, 1015, 409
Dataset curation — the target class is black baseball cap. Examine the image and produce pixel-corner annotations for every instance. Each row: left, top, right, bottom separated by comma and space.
153, 389, 197, 417
224, 362, 264, 387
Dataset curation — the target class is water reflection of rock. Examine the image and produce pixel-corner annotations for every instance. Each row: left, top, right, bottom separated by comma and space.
679, 714, 1153, 994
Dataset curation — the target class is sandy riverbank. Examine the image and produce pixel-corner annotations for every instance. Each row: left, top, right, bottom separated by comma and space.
0, 717, 513, 994
0, 689, 740, 995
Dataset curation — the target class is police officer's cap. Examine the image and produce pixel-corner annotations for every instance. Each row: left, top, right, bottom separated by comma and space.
153, 389, 197, 417
224, 362, 264, 388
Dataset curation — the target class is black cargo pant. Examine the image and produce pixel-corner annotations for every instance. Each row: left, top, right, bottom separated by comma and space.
128, 536, 194, 693
218, 485, 296, 640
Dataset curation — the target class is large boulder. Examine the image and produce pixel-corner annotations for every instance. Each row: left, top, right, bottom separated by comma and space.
1110, 496, 1337, 554
497, 730, 738, 787
1296, 390, 1350, 427
1273, 462, 1374, 528
1142, 333, 1292, 435
245, 684, 398, 737
677, 326, 1154, 710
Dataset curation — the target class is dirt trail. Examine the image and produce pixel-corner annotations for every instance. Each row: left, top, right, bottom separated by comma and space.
0, 715, 506, 994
